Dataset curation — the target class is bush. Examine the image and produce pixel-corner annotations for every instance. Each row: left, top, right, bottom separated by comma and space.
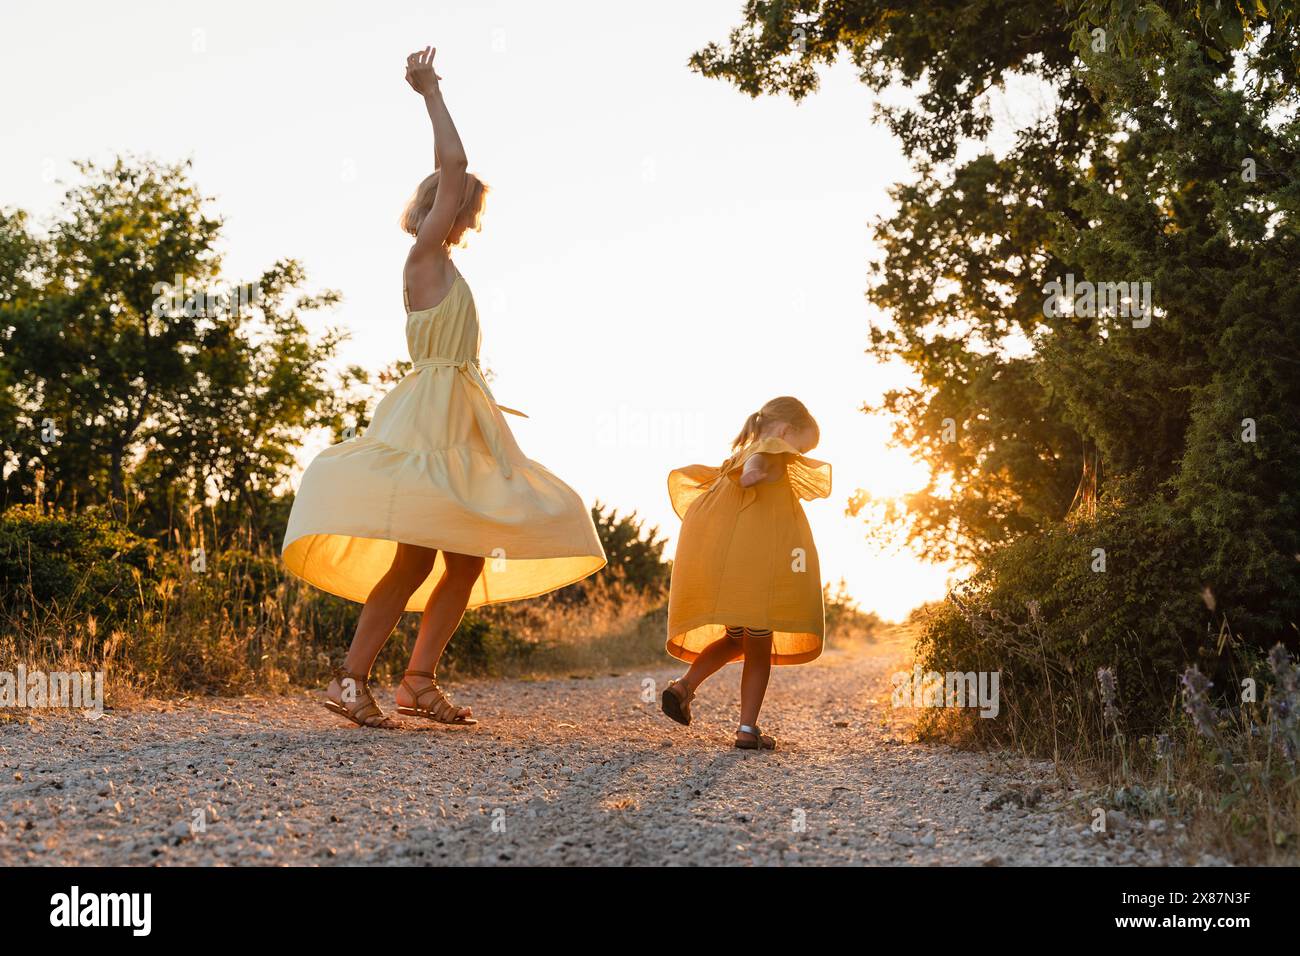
0, 504, 160, 641
415, 610, 536, 677
917, 493, 1219, 744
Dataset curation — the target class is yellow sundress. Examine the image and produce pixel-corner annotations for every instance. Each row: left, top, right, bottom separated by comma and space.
666, 436, 832, 665
281, 272, 606, 610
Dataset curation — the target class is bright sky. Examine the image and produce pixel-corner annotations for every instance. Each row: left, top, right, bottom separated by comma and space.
1, 0, 957, 620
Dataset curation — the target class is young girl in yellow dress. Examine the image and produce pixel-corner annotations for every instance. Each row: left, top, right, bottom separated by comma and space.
660, 397, 831, 750
281, 46, 605, 729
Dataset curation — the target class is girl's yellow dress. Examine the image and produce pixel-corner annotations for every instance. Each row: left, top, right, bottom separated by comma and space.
666, 436, 832, 665
281, 274, 606, 610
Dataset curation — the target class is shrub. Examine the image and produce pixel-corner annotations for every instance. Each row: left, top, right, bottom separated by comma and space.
0, 504, 160, 641
917, 493, 1219, 745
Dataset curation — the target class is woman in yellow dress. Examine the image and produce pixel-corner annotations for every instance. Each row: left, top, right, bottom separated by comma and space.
282, 46, 605, 728
660, 397, 831, 750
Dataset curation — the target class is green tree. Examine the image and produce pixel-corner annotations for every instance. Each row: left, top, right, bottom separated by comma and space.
3, 157, 222, 513
591, 501, 670, 596
132, 257, 350, 544
1, 156, 357, 545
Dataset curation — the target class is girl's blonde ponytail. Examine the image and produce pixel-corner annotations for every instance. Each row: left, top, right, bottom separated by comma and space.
729, 397, 819, 452
730, 411, 764, 452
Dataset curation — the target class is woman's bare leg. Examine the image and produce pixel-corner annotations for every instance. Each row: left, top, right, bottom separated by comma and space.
396, 551, 485, 720
341, 544, 437, 674
326, 544, 436, 717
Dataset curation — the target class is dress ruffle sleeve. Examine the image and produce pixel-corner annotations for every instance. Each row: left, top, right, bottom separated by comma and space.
722, 437, 832, 501
667, 464, 721, 519
667, 438, 831, 519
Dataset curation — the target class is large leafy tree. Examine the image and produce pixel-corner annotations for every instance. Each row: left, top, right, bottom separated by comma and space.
0, 157, 356, 543
2, 157, 222, 512
131, 257, 352, 543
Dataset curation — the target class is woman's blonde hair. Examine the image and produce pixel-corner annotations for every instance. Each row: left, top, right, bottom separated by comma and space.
731, 396, 820, 451
399, 170, 489, 245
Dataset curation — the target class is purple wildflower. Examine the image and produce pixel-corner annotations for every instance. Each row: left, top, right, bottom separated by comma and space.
1266, 643, 1299, 764
1180, 667, 1216, 739
1097, 666, 1120, 725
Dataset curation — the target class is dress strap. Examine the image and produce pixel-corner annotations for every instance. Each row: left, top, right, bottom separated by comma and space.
403, 270, 462, 313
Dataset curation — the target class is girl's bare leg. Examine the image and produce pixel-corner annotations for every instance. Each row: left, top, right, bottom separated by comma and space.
738, 629, 773, 729
680, 634, 744, 693
396, 551, 485, 720
327, 544, 437, 710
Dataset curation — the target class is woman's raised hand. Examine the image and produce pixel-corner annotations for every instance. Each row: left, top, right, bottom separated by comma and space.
405, 46, 441, 95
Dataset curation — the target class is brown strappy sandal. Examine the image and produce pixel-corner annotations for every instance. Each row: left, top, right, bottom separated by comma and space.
735, 723, 776, 750
320, 665, 401, 729
661, 679, 694, 726
396, 670, 478, 725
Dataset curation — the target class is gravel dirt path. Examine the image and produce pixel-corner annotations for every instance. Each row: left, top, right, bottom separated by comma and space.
1, 634, 1193, 866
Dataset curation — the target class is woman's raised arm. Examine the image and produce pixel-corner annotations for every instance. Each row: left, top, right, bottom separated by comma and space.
405, 46, 468, 253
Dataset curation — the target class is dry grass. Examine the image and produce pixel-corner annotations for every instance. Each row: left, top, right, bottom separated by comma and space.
0, 538, 675, 707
